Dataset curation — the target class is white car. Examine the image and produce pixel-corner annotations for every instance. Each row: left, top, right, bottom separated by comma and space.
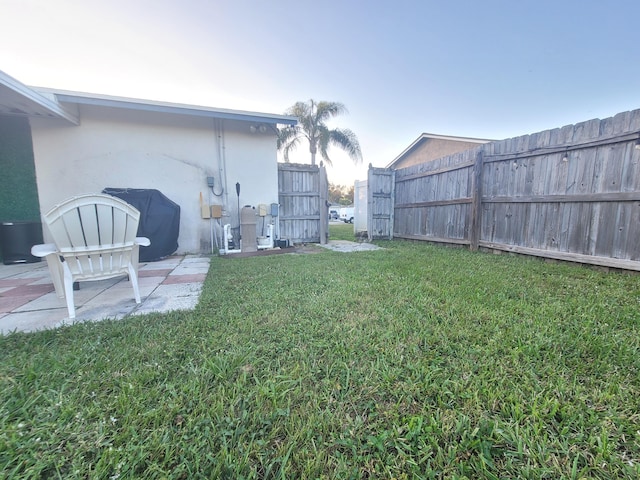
339, 207, 354, 224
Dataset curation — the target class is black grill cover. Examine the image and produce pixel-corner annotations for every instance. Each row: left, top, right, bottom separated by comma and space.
103, 188, 180, 262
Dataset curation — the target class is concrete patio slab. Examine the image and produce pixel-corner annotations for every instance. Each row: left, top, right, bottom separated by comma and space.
132, 282, 203, 315
317, 240, 383, 253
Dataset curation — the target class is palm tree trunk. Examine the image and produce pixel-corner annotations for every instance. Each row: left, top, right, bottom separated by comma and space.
310, 138, 317, 166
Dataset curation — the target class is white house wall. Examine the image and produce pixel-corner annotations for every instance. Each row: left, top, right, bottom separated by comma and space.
29, 105, 279, 254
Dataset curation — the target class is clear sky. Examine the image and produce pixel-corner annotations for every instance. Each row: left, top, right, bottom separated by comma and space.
2, 0, 639, 185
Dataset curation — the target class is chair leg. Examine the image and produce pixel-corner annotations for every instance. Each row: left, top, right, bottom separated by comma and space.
128, 263, 142, 304
62, 265, 76, 318
44, 254, 65, 298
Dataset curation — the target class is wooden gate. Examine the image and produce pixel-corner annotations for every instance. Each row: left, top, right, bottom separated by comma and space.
367, 166, 395, 239
277, 163, 328, 244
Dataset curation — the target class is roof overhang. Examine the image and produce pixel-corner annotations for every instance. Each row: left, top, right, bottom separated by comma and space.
386, 133, 493, 168
0, 71, 79, 124
0, 69, 297, 127
37, 88, 298, 126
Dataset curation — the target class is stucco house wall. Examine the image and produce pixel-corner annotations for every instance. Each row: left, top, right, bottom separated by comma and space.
30, 104, 281, 254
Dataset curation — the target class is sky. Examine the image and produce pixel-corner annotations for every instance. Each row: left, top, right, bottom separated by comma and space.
2, 0, 640, 186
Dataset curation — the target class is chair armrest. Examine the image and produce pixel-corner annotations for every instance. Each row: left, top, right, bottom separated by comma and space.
31, 243, 58, 257
31, 244, 64, 297
135, 237, 151, 247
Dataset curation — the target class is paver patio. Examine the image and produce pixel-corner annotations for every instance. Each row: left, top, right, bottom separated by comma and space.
0, 255, 210, 335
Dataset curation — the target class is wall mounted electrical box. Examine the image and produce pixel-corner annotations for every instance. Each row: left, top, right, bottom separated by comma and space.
270, 203, 279, 216
210, 205, 222, 218
200, 192, 210, 218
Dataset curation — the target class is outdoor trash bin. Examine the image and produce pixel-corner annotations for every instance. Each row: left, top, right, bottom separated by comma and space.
1, 221, 43, 264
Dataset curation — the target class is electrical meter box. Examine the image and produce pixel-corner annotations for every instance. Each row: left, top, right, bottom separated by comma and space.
210, 204, 222, 218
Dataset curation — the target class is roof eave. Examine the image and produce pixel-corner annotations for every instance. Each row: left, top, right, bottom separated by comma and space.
41, 89, 297, 125
0, 71, 79, 124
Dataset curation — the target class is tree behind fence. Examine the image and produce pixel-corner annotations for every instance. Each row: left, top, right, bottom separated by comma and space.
369, 108, 640, 271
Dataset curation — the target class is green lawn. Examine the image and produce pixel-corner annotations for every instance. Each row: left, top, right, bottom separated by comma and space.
329, 221, 355, 241
1, 240, 639, 479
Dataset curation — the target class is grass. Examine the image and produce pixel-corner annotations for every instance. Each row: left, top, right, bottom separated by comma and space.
1, 237, 639, 479
329, 221, 356, 241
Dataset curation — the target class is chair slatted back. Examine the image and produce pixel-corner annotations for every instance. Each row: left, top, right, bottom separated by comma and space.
44, 194, 141, 279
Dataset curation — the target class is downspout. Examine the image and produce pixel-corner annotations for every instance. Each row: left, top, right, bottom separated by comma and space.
214, 118, 229, 210
212, 118, 230, 252
221, 122, 229, 210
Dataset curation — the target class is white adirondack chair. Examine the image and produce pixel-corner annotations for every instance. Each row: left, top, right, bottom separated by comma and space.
31, 194, 151, 319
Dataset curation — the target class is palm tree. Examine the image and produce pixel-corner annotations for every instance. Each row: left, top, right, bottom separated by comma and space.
278, 100, 362, 166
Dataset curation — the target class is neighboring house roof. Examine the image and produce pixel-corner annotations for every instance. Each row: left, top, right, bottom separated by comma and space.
387, 133, 493, 169
0, 69, 297, 127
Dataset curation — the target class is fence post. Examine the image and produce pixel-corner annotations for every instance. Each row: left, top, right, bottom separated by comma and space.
469, 149, 484, 251
367, 164, 373, 241
389, 169, 395, 240
319, 163, 328, 244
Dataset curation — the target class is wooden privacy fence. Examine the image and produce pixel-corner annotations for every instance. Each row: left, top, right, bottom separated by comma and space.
278, 163, 328, 244
369, 108, 640, 271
